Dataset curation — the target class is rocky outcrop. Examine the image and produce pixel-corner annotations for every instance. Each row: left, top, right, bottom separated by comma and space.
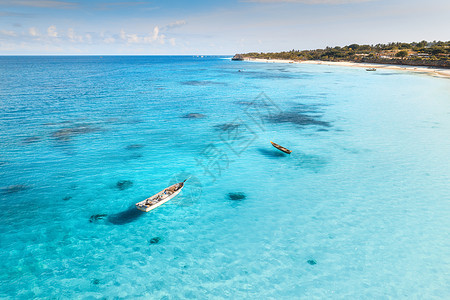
232, 54, 244, 61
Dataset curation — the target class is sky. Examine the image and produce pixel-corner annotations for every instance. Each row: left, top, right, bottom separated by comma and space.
0, 0, 449, 55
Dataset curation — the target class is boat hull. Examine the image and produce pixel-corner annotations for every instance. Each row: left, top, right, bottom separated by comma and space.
271, 141, 292, 154
135, 182, 184, 212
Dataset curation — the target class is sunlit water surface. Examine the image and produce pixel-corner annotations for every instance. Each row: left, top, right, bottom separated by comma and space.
0, 56, 449, 299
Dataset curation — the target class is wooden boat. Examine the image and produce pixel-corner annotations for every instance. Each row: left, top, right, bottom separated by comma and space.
366, 68, 376, 71
135, 179, 187, 212
270, 141, 292, 154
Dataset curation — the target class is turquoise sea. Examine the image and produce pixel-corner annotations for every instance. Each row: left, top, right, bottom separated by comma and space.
0, 56, 449, 299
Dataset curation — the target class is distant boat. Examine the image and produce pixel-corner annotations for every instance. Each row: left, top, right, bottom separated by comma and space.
270, 141, 292, 154
366, 68, 376, 71
135, 179, 187, 212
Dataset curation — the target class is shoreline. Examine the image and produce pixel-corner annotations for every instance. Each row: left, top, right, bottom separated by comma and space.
243, 58, 450, 79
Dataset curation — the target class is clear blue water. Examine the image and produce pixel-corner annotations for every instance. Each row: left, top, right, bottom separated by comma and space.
0, 56, 449, 299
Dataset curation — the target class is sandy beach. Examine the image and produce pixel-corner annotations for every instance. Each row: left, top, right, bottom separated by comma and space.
244, 58, 450, 79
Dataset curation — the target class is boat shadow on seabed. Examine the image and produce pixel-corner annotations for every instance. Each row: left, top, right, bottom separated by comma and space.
107, 206, 145, 225
257, 148, 288, 158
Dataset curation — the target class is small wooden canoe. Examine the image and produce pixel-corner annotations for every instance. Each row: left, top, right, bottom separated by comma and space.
135, 179, 186, 212
366, 68, 376, 71
271, 141, 292, 154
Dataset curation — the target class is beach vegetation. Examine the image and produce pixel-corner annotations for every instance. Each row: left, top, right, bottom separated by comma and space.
396, 50, 409, 58
240, 41, 450, 67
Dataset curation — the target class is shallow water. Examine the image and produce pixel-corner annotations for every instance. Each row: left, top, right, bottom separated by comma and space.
0, 56, 449, 298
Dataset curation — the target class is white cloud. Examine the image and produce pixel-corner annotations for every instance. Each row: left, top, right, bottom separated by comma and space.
159, 34, 166, 44
47, 25, 58, 37
67, 28, 84, 42
104, 37, 115, 43
0, 29, 17, 37
67, 28, 74, 40
163, 20, 187, 30
152, 26, 159, 41
29, 27, 39, 37
85, 33, 92, 43
1, 23, 178, 54
120, 29, 126, 40
127, 33, 139, 43
152, 26, 166, 44
119, 26, 166, 44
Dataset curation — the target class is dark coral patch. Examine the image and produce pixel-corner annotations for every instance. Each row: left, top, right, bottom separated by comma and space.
23, 136, 42, 144
214, 123, 240, 131
126, 153, 143, 160
0, 185, 30, 194
125, 144, 144, 150
149, 237, 161, 244
181, 113, 206, 119
267, 112, 330, 127
227, 192, 246, 201
116, 180, 133, 191
51, 123, 101, 142
267, 103, 330, 128
63, 196, 72, 201
307, 259, 317, 265
89, 214, 107, 223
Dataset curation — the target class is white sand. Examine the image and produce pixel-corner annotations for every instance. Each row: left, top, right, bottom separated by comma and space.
244, 58, 450, 79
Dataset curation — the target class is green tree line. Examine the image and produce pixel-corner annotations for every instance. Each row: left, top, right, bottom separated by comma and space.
242, 41, 450, 62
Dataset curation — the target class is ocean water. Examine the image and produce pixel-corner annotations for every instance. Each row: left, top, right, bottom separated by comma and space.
0, 56, 449, 299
